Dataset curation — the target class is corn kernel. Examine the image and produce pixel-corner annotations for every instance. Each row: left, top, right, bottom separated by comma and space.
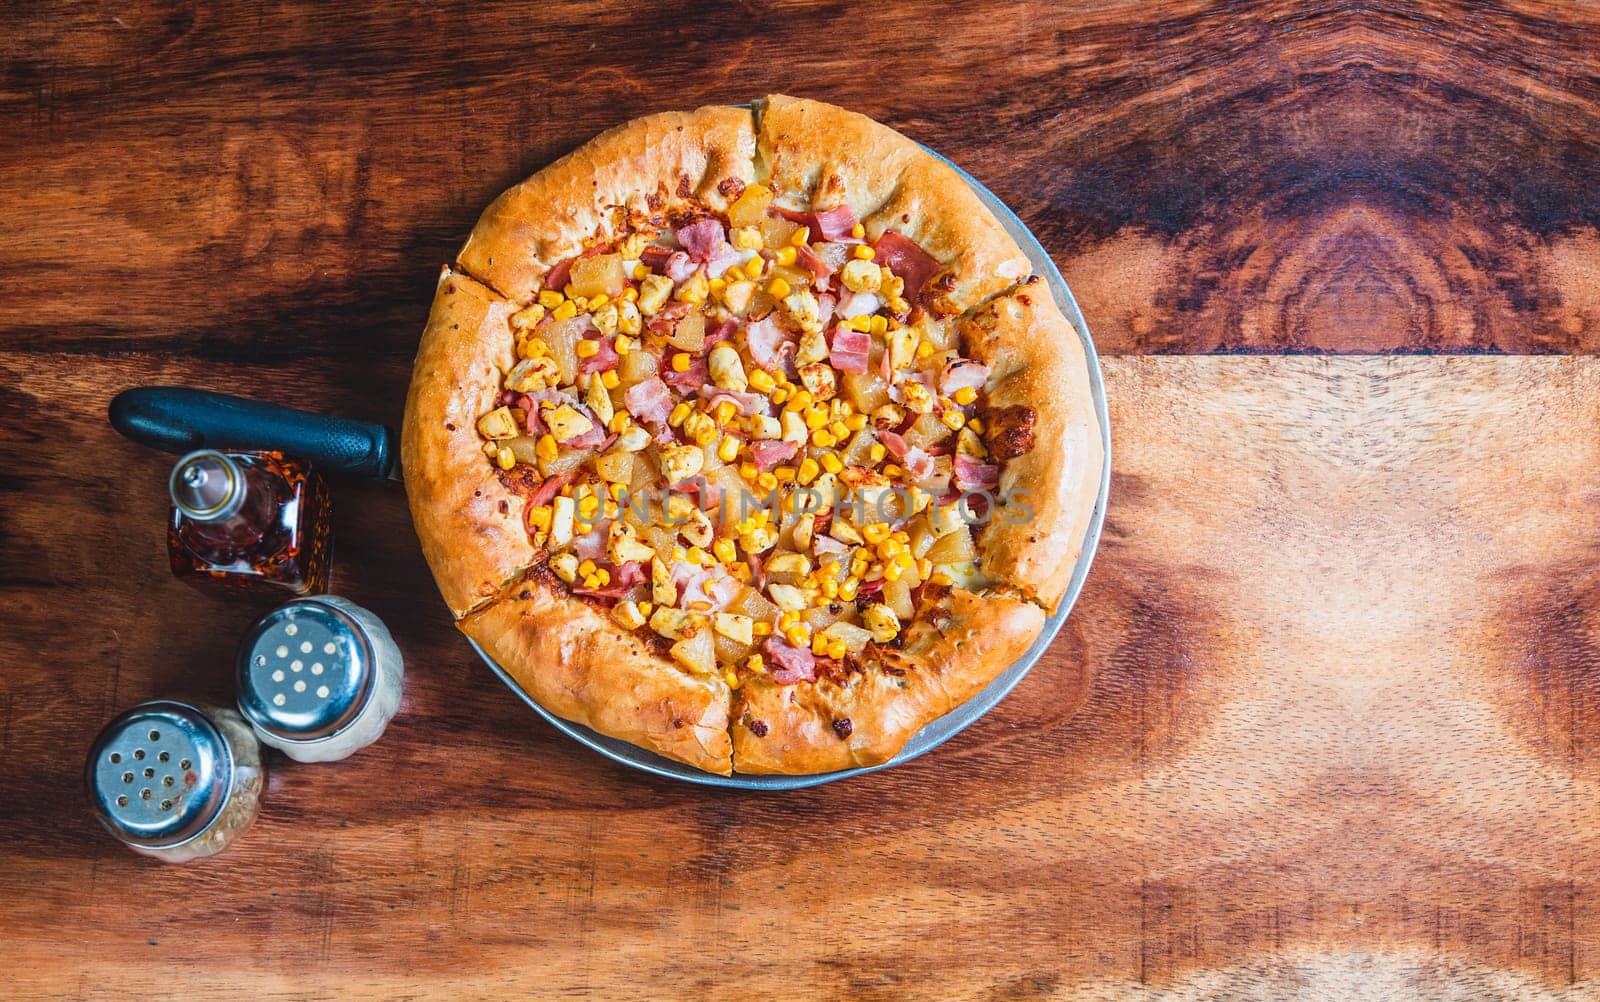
713, 538, 738, 564
803, 407, 828, 430
797, 457, 820, 485
862, 523, 890, 545
495, 446, 515, 470
785, 625, 810, 647
884, 564, 903, 582
588, 293, 610, 309
756, 471, 778, 491
852, 244, 875, 260
753, 621, 772, 637
552, 301, 578, 321
771, 386, 791, 404
810, 634, 829, 656
535, 434, 559, 463
687, 546, 711, 566
748, 369, 776, 394
746, 653, 765, 673
767, 277, 791, 299
870, 315, 888, 336
838, 578, 859, 601
578, 559, 597, 578
953, 386, 978, 406
668, 402, 692, 427
844, 414, 868, 432
623, 286, 639, 302
850, 222, 866, 239
708, 277, 726, 294
600, 370, 621, 389
916, 339, 934, 359
632, 263, 649, 280
942, 411, 966, 431
868, 443, 887, 463
538, 289, 565, 309
595, 568, 611, 585
828, 420, 849, 439
820, 578, 838, 599
820, 451, 844, 475
713, 400, 738, 425
717, 436, 740, 463
739, 461, 758, 480
827, 640, 847, 660
576, 339, 601, 359
672, 352, 692, 372
968, 417, 985, 434
775, 246, 798, 266
790, 226, 811, 246
810, 428, 836, 448
931, 571, 954, 586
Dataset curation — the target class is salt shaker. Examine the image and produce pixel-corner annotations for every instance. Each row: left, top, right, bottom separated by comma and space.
85, 700, 264, 863
235, 595, 403, 762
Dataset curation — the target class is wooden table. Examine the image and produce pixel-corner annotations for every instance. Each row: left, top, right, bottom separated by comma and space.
6, 2, 1600, 997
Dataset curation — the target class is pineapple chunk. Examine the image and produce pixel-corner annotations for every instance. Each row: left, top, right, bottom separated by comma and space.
765, 552, 812, 581
594, 450, 634, 484
727, 183, 773, 229
713, 612, 754, 646
821, 620, 875, 654
652, 557, 676, 607
612, 600, 647, 630
670, 629, 717, 675
649, 606, 697, 641
546, 404, 595, 443
766, 583, 809, 611
476, 406, 520, 440
615, 426, 652, 453
749, 415, 782, 440
569, 254, 626, 299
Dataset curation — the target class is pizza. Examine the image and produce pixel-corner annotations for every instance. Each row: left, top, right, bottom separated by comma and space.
402, 95, 1103, 775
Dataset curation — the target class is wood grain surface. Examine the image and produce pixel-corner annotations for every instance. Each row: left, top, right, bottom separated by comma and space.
5, 2, 1600, 999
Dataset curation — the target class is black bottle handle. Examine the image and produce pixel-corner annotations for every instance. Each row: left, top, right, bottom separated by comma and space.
109, 386, 398, 480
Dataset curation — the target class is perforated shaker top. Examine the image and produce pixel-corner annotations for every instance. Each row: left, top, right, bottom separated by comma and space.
86, 701, 231, 848
236, 598, 374, 741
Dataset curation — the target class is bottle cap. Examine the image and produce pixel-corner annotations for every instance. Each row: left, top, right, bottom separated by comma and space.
236, 598, 374, 742
168, 450, 244, 521
85, 701, 232, 849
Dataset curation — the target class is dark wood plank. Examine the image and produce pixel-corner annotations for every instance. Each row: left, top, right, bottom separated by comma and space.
4, 1, 1600, 357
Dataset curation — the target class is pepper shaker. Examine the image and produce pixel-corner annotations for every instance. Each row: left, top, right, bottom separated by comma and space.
235, 595, 403, 762
85, 700, 264, 863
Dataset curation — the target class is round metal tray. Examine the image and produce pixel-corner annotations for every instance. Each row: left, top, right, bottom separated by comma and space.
471, 147, 1111, 789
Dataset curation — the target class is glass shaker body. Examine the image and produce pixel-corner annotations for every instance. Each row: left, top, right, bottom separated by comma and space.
86, 700, 264, 863
237, 595, 403, 762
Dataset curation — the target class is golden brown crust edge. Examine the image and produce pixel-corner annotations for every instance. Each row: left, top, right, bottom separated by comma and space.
401, 267, 537, 619
729, 589, 1045, 774
461, 578, 734, 775
458, 104, 758, 302
968, 282, 1105, 612
757, 94, 1030, 315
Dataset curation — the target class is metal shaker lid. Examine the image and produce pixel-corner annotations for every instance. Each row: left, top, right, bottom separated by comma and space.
168, 450, 244, 521
236, 598, 374, 741
85, 701, 232, 849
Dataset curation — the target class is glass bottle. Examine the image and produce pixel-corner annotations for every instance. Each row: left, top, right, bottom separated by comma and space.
167, 449, 331, 597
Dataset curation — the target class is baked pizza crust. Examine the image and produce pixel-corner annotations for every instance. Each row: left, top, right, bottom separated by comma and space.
756, 95, 1031, 315
461, 575, 734, 775
407, 96, 1103, 774
402, 267, 536, 619
729, 588, 1046, 774
458, 104, 757, 302
966, 282, 1105, 612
